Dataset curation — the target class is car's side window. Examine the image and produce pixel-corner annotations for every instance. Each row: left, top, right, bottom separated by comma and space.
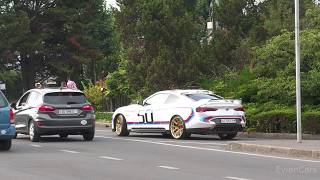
164, 94, 180, 104
144, 93, 169, 106
18, 92, 30, 107
0, 91, 8, 108
27, 92, 41, 107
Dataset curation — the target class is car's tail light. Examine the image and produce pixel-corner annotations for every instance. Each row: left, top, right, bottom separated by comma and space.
81, 105, 94, 111
38, 105, 55, 112
9, 109, 14, 124
196, 107, 218, 112
234, 107, 245, 112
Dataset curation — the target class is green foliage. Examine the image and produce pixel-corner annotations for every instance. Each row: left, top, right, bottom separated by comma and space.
82, 82, 103, 111
95, 112, 113, 122
303, 111, 320, 134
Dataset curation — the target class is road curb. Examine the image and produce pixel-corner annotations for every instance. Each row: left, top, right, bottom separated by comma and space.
226, 142, 320, 160
238, 132, 320, 140
95, 122, 111, 128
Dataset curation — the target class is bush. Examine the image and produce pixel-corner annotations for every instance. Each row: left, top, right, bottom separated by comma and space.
303, 111, 320, 134
250, 109, 296, 133
95, 112, 113, 122
82, 82, 103, 111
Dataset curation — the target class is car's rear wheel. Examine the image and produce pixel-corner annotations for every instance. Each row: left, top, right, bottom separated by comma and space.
29, 121, 40, 142
170, 116, 189, 139
0, 140, 12, 151
83, 128, 95, 141
59, 134, 68, 138
218, 133, 237, 140
115, 115, 129, 136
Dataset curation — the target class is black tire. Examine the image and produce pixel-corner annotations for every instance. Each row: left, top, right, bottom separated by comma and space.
0, 140, 12, 151
59, 134, 68, 138
83, 129, 95, 141
29, 120, 40, 142
13, 132, 17, 139
162, 132, 172, 138
169, 116, 189, 139
114, 115, 130, 136
218, 133, 237, 140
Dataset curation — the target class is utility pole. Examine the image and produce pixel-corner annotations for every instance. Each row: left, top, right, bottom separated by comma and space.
295, 0, 302, 143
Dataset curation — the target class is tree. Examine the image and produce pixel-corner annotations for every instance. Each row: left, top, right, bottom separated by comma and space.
0, 0, 118, 92
116, 0, 204, 96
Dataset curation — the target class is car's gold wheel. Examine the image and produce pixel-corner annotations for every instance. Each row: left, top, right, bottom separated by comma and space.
170, 116, 189, 139
115, 115, 129, 136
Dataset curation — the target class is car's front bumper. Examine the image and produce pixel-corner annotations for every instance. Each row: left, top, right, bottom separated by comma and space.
0, 124, 16, 140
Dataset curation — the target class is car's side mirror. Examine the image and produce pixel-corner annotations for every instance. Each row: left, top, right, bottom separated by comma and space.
137, 100, 143, 106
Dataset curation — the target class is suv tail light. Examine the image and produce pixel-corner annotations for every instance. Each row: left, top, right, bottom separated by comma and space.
196, 107, 218, 112
38, 105, 55, 112
81, 105, 94, 111
234, 107, 245, 112
9, 109, 14, 124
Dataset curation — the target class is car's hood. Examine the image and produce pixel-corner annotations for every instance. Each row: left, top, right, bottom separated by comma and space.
115, 104, 143, 113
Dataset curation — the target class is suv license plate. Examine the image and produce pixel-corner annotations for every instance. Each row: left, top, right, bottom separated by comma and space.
58, 109, 78, 115
221, 119, 237, 123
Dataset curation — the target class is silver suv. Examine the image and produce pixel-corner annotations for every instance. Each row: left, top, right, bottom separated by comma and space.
12, 88, 95, 142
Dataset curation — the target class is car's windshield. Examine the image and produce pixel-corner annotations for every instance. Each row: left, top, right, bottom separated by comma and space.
185, 93, 222, 101
44, 92, 87, 105
0, 91, 8, 108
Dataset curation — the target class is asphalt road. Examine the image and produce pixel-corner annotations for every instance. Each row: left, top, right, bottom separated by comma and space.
1, 128, 320, 180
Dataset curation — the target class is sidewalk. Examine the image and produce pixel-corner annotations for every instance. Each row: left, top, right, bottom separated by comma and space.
227, 138, 320, 160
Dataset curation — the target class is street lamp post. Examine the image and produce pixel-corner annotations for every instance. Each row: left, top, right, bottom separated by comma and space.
295, 0, 302, 143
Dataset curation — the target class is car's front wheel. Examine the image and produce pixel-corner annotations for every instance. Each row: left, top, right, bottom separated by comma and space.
115, 115, 129, 136
29, 121, 40, 142
170, 116, 190, 139
218, 133, 237, 140
0, 140, 12, 151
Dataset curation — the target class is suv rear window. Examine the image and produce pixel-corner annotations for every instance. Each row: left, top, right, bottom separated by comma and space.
185, 93, 222, 101
44, 92, 87, 105
0, 91, 8, 108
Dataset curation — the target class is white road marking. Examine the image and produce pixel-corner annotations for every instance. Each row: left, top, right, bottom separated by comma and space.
60, 150, 80, 154
96, 130, 109, 132
157, 141, 227, 146
97, 136, 320, 163
30, 144, 43, 148
95, 135, 105, 138
225, 176, 251, 180
158, 166, 179, 170
99, 156, 123, 161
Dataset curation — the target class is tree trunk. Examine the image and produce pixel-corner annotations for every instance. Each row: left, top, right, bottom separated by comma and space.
20, 54, 36, 92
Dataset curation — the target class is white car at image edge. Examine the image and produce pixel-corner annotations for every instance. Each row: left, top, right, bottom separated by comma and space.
112, 89, 246, 140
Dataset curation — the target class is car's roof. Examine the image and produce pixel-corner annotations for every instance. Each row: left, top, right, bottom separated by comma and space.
29, 88, 84, 94
157, 89, 214, 95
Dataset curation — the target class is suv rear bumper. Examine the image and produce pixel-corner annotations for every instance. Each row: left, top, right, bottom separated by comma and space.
38, 125, 94, 135
35, 118, 95, 135
0, 124, 16, 140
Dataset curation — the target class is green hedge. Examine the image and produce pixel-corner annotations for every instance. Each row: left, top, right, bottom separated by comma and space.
247, 107, 320, 134
303, 111, 320, 134
250, 109, 296, 133
95, 112, 113, 122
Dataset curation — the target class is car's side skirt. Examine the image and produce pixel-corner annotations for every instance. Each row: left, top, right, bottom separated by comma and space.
130, 128, 166, 133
